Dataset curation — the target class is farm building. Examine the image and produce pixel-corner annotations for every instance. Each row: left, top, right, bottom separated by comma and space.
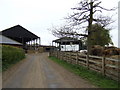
38, 45, 55, 52
0, 25, 41, 50
0, 34, 22, 48
52, 37, 84, 51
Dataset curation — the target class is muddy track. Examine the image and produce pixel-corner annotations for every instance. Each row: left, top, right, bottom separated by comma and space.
3, 52, 97, 88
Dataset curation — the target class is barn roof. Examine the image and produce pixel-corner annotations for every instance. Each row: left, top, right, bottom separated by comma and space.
53, 37, 82, 45
0, 35, 22, 45
0, 25, 40, 44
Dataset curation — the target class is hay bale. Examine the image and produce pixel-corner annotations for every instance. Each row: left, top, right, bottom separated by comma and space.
91, 45, 103, 56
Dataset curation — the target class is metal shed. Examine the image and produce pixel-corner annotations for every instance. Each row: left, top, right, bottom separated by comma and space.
52, 37, 83, 51
0, 25, 41, 50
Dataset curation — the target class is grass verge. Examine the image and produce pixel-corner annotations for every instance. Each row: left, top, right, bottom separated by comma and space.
2, 45, 25, 71
49, 56, 119, 88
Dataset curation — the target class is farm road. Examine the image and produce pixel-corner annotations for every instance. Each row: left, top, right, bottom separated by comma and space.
3, 52, 96, 88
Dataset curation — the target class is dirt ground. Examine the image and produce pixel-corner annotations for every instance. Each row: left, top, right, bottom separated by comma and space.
2, 52, 97, 88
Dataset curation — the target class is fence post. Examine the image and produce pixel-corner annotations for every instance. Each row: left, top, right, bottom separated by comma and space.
66, 52, 68, 62
69, 52, 71, 63
65, 51, 67, 61
57, 51, 58, 58
61, 51, 63, 60
60, 51, 62, 60
57, 51, 59, 59
86, 55, 89, 69
76, 52, 78, 65
63, 51, 65, 61
62, 51, 64, 60
53, 51, 55, 57
70, 52, 72, 64
58, 51, 60, 59
49, 50, 51, 57
60, 51, 61, 59
102, 56, 105, 75
50, 50, 52, 57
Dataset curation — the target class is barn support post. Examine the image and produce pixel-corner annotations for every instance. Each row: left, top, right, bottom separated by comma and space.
22, 37, 24, 49
30, 41, 31, 49
59, 43, 61, 51
55, 42, 56, 48
34, 39, 36, 50
33, 40, 35, 50
57, 43, 58, 58
30, 41, 32, 50
59, 40, 62, 59
58, 43, 60, 59
79, 41, 81, 51
61, 41, 63, 60
25, 42, 27, 49
35, 39, 37, 50
39, 37, 41, 45
36, 39, 38, 50
50, 41, 53, 56
51, 41, 54, 54
52, 41, 53, 46
65, 42, 66, 51
31, 39, 33, 50
29, 40, 31, 50
28, 41, 30, 50
30, 40, 31, 50
57, 43, 59, 51
33, 39, 35, 50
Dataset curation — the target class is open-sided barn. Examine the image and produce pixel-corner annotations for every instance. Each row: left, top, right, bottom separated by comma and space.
0, 25, 41, 50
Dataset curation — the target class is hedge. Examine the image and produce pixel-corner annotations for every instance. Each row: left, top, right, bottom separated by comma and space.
2, 45, 25, 71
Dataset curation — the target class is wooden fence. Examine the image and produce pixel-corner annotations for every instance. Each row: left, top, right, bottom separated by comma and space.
49, 51, 120, 81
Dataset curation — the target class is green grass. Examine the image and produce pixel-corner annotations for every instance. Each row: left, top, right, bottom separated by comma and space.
49, 56, 119, 88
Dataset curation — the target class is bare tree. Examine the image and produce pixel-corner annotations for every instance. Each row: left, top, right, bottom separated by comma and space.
50, 25, 74, 38
66, 0, 116, 55
49, 24, 87, 39
49, 0, 116, 55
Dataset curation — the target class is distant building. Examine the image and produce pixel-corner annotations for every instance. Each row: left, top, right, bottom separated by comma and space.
39, 45, 55, 52
0, 25, 41, 50
118, 1, 120, 48
52, 37, 83, 51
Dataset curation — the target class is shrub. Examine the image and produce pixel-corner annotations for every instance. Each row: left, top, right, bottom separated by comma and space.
2, 45, 25, 71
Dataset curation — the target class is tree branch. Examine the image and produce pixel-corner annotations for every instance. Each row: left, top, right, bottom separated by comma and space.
96, 6, 116, 11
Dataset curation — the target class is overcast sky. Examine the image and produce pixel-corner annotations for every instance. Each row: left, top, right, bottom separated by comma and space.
0, 0, 119, 47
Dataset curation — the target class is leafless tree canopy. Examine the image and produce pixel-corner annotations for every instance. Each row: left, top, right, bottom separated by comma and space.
66, 0, 116, 28
49, 25, 77, 38
49, 0, 116, 42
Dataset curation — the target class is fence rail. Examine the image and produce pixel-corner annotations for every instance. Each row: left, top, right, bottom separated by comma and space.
49, 51, 120, 81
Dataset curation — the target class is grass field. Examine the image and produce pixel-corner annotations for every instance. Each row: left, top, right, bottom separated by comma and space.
49, 56, 119, 88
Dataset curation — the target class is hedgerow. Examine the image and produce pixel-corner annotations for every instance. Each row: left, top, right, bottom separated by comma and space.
2, 45, 25, 71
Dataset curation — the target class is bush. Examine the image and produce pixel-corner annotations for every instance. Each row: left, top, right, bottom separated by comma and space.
2, 45, 25, 71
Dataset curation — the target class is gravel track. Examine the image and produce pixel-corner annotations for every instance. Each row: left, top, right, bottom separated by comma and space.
3, 52, 97, 88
